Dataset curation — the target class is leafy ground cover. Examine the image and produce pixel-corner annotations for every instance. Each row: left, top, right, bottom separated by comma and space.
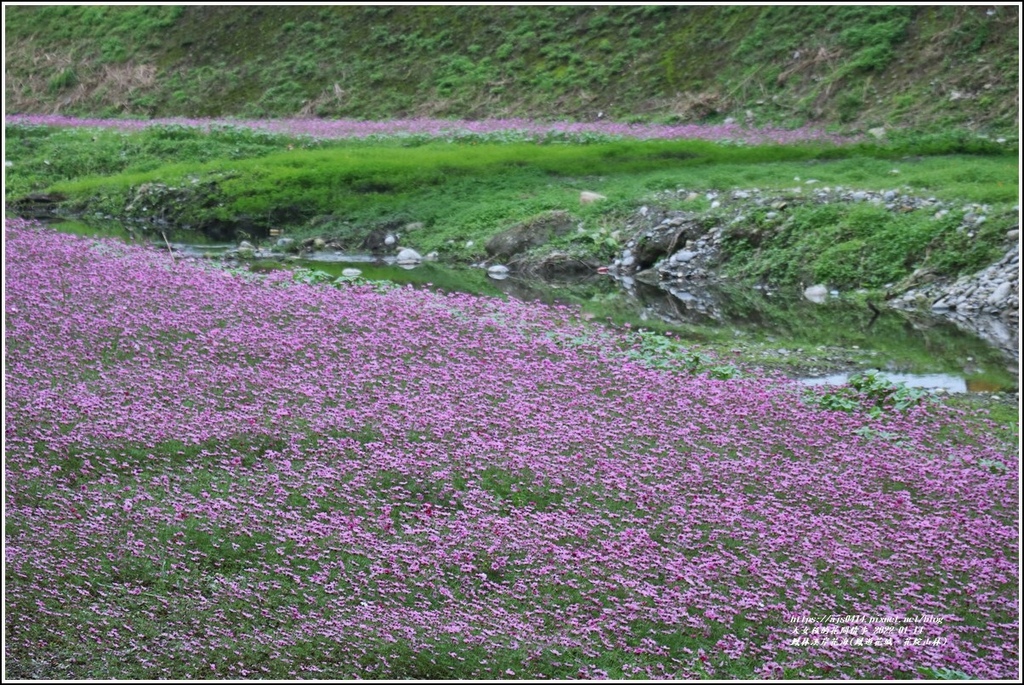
5, 217, 1018, 679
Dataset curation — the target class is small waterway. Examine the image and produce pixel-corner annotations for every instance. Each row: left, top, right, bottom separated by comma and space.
47, 221, 1020, 394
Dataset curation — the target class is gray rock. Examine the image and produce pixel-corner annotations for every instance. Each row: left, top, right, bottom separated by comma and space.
671, 250, 699, 263
313, 237, 326, 249
988, 281, 1012, 306
621, 255, 636, 268
384, 234, 396, 246
341, 268, 362, 278
487, 264, 510, 276
276, 237, 295, 249
484, 210, 576, 259
395, 248, 422, 264
238, 240, 255, 250
803, 284, 829, 304
1007, 229, 1019, 242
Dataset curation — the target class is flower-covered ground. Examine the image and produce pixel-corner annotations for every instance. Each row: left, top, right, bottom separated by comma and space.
4, 114, 852, 146
4, 218, 1017, 679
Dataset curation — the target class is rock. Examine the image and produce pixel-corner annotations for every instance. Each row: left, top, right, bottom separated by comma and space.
424, 251, 439, 261
621, 254, 636, 268
404, 222, 424, 231
361, 227, 397, 253
384, 234, 396, 246
341, 268, 362, 278
634, 268, 661, 285
487, 265, 510, 280
1007, 229, 1019, 242
803, 284, 829, 304
395, 248, 422, 264
868, 127, 886, 139
484, 210, 576, 259
671, 250, 699, 263
988, 281, 1012, 306
580, 191, 607, 204
276, 237, 295, 249
313, 237, 326, 249
238, 240, 255, 250
465, 241, 474, 249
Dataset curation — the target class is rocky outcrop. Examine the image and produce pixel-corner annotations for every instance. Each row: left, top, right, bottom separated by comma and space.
485, 210, 577, 260
606, 187, 1019, 359
888, 240, 1019, 360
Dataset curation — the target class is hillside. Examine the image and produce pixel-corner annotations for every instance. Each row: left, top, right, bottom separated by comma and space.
4, 5, 1019, 132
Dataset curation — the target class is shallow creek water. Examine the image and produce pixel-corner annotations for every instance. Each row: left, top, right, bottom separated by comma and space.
51, 222, 1019, 394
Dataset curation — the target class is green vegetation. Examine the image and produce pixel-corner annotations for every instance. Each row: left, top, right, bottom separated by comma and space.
5, 5, 1018, 131
8, 122, 1015, 288
803, 369, 930, 418
721, 201, 1014, 288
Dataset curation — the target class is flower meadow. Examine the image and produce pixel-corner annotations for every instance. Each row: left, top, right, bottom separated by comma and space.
4, 218, 1018, 679
4, 114, 853, 146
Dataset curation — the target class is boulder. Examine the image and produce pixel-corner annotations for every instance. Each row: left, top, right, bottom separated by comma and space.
485, 210, 576, 260
987, 281, 1012, 306
803, 284, 828, 304
395, 248, 422, 264
361, 227, 397, 253
341, 268, 362, 278
671, 250, 698, 263
580, 191, 607, 204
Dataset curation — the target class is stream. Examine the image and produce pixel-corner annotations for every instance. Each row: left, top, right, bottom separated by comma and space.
48, 221, 1020, 394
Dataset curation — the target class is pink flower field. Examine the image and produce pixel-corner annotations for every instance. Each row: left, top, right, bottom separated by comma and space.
4, 218, 1018, 679
4, 114, 853, 146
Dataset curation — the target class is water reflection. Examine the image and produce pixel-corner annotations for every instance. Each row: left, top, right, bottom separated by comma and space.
42, 222, 1019, 393
800, 372, 968, 393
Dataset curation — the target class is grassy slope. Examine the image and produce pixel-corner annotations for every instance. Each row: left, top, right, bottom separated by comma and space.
4, 5, 1019, 132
